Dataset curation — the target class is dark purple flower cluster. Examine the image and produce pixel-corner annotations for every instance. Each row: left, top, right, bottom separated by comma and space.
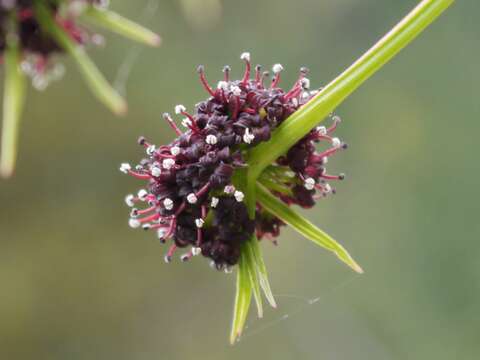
121, 53, 347, 270
0, 0, 102, 88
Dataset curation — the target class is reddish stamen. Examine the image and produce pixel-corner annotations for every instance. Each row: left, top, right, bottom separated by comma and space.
138, 213, 160, 223
223, 65, 231, 82
321, 173, 344, 181
328, 116, 341, 133
197, 65, 215, 96
313, 147, 340, 160
254, 65, 262, 84
162, 113, 182, 136
271, 73, 281, 88
241, 59, 251, 85
137, 206, 157, 215
166, 244, 177, 257
128, 170, 151, 180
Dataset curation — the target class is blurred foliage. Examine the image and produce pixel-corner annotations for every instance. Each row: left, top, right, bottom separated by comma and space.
0, 0, 478, 359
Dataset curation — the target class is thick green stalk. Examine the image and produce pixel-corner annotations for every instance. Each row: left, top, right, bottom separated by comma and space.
246, 0, 454, 201
33, 1, 127, 115
0, 33, 26, 178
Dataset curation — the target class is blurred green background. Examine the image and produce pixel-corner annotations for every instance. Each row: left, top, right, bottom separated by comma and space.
1, 1, 478, 359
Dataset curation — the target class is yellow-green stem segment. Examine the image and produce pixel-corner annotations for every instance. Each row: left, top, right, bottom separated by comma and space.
0, 32, 26, 178
246, 0, 455, 208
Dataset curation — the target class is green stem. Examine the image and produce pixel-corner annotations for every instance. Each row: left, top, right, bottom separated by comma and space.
247, 0, 454, 195
0, 32, 26, 178
33, 1, 127, 115
81, 6, 161, 47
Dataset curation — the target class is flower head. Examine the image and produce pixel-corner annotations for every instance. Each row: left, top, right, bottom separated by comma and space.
121, 53, 347, 269
0, 1, 107, 88
0, 0, 160, 178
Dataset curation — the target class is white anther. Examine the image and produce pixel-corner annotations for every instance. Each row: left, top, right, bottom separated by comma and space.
231, 86, 242, 97
128, 218, 141, 228
291, 98, 299, 107
224, 185, 235, 194
206, 134, 218, 145
240, 52, 251, 62
324, 183, 332, 193
181, 118, 192, 128
316, 126, 327, 135
157, 228, 167, 239
119, 163, 131, 174
195, 218, 205, 228
146, 145, 156, 156
272, 63, 284, 74
217, 81, 229, 90
125, 194, 135, 207
162, 158, 176, 170
192, 247, 202, 256
142, 223, 151, 230
180, 253, 190, 262
187, 193, 198, 204
137, 189, 148, 201
224, 266, 233, 274
209, 260, 217, 269
175, 104, 186, 114
210, 197, 219, 208
321, 156, 328, 165
301, 91, 310, 99
150, 166, 161, 177
130, 208, 139, 218
170, 146, 181, 156
332, 115, 342, 123
304, 177, 316, 190
234, 190, 245, 202
164, 255, 172, 264
301, 78, 310, 89
91, 34, 105, 46
243, 128, 255, 144
163, 198, 174, 210
331, 137, 342, 148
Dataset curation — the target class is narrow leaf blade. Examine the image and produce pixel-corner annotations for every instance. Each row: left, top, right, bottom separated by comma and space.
34, 2, 127, 115
230, 251, 252, 345
0, 33, 26, 178
256, 182, 363, 274
244, 240, 263, 318
247, 237, 277, 308
82, 6, 161, 47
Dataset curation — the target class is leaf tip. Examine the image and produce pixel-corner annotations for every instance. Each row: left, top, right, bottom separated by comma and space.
350, 261, 364, 274
150, 34, 162, 47
0, 163, 14, 178
229, 331, 241, 345
113, 100, 128, 116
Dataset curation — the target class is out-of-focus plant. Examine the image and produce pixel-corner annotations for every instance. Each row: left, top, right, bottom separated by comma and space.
119, 0, 453, 344
0, 0, 160, 178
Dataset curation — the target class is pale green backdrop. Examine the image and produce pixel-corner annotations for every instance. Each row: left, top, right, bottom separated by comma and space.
0, 1, 478, 359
